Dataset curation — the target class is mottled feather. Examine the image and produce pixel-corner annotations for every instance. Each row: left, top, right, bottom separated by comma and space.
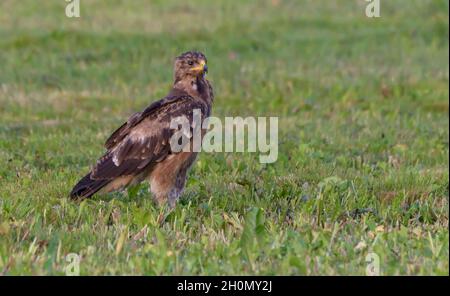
70, 51, 213, 203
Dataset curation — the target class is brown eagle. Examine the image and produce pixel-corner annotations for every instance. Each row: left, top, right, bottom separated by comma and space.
70, 51, 213, 207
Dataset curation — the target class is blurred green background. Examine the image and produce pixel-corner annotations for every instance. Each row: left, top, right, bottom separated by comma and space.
0, 0, 448, 275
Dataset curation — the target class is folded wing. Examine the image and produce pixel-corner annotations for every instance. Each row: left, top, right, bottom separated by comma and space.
70, 92, 208, 199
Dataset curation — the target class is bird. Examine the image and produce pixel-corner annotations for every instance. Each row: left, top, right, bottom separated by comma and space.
70, 51, 213, 207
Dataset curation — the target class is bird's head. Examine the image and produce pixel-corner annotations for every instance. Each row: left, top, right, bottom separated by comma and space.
173, 51, 208, 82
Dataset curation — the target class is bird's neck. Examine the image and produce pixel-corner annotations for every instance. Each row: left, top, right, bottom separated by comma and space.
173, 76, 211, 103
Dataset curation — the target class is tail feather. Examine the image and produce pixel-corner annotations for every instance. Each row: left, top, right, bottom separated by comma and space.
70, 173, 109, 200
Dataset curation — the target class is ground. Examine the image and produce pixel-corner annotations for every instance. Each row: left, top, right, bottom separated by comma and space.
0, 0, 448, 275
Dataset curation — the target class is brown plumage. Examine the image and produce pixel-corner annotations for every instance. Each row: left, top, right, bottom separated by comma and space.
70, 51, 213, 206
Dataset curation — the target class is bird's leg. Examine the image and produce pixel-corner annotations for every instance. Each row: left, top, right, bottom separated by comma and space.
168, 188, 179, 208
150, 179, 179, 208
169, 170, 187, 206
148, 153, 193, 207
149, 169, 173, 206
154, 187, 179, 225
152, 192, 167, 206
175, 169, 187, 200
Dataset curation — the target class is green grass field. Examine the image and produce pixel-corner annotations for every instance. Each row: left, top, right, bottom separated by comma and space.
0, 0, 448, 275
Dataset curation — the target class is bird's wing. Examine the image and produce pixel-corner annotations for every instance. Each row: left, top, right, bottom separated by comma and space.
91, 93, 208, 180
105, 89, 190, 150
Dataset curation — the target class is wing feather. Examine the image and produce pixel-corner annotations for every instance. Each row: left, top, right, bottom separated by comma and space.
91, 93, 209, 180
105, 88, 192, 150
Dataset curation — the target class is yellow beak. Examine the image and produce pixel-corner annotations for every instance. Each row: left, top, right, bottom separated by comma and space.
191, 60, 207, 73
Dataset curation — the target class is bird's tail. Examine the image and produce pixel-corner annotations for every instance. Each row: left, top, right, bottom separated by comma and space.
70, 173, 110, 200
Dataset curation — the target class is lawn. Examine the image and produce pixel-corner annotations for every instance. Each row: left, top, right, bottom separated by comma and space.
0, 0, 448, 275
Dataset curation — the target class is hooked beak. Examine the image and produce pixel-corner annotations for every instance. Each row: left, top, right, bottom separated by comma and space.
192, 60, 208, 74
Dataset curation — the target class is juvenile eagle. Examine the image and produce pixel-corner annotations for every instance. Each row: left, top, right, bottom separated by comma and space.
70, 51, 213, 206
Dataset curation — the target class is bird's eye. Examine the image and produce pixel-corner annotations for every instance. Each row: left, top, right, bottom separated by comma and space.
187, 60, 194, 66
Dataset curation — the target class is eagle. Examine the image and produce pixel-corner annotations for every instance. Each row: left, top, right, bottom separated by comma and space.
70, 51, 213, 207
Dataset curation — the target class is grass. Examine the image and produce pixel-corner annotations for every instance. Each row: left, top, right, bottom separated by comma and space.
0, 0, 448, 275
